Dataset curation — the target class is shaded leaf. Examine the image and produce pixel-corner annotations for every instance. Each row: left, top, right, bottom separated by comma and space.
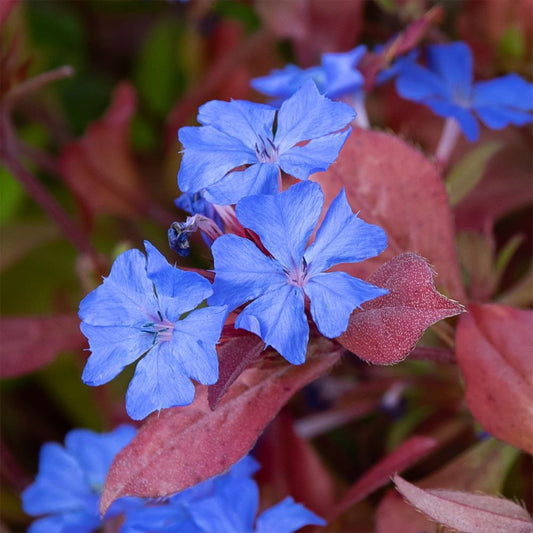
332, 435, 438, 519
312, 127, 465, 300
338, 253, 464, 365
59, 83, 149, 221
456, 303, 533, 454
0, 314, 85, 378
446, 141, 502, 206
100, 339, 343, 514
393, 474, 533, 533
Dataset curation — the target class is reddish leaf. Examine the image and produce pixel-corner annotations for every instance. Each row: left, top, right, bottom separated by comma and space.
456, 303, 533, 454
393, 474, 533, 533
100, 340, 343, 514
0, 315, 85, 378
331, 435, 438, 520
312, 128, 465, 300
255, 411, 337, 518
60, 83, 149, 221
208, 331, 265, 410
338, 253, 464, 365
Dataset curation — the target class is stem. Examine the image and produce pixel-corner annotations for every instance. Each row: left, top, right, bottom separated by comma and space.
435, 117, 461, 167
352, 91, 370, 129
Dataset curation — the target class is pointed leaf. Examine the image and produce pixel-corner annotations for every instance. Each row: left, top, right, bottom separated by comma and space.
312, 127, 465, 300
100, 339, 342, 514
393, 474, 533, 533
456, 303, 533, 454
338, 253, 464, 364
0, 315, 85, 378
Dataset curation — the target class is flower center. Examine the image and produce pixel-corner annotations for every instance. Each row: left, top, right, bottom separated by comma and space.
141, 312, 174, 344
452, 84, 472, 108
255, 135, 279, 163
286, 257, 310, 288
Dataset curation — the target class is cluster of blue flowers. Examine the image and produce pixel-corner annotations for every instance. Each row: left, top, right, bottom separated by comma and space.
24, 36, 532, 531
22, 427, 324, 532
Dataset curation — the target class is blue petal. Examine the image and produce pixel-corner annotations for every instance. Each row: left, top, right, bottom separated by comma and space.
203, 163, 280, 206
209, 234, 287, 311
376, 49, 420, 85
275, 80, 355, 154
304, 272, 388, 338
322, 45, 366, 98
64, 426, 136, 491
395, 64, 447, 101
196, 99, 276, 149
236, 181, 323, 270
144, 241, 213, 320
79, 249, 156, 327
170, 306, 226, 383
255, 497, 325, 533
427, 101, 480, 141
278, 129, 351, 180
80, 324, 154, 386
305, 188, 387, 275
22, 443, 90, 515
178, 126, 257, 194
251, 65, 324, 99
475, 106, 533, 129
427, 42, 473, 97
28, 512, 101, 533
473, 74, 533, 110
236, 284, 308, 365
125, 342, 197, 420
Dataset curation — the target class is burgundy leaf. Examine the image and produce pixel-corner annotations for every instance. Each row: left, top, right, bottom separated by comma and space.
312, 127, 465, 300
100, 339, 343, 514
338, 253, 464, 365
393, 474, 533, 533
208, 331, 265, 410
331, 435, 438, 520
456, 303, 533, 454
0, 315, 85, 378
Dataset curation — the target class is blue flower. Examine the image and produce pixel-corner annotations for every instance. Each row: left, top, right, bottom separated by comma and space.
375, 48, 419, 85
121, 455, 324, 533
209, 181, 388, 365
22, 426, 138, 533
79, 241, 226, 420
395, 41, 533, 141
177, 80, 355, 205
251, 45, 367, 102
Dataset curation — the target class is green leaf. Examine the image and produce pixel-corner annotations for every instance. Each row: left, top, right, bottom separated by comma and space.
499, 25, 525, 60
0, 167, 25, 224
445, 142, 502, 206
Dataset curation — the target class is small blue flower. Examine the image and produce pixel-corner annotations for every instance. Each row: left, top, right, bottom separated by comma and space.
178, 80, 355, 205
395, 41, 533, 141
79, 241, 226, 420
209, 181, 388, 365
22, 426, 138, 533
251, 45, 367, 102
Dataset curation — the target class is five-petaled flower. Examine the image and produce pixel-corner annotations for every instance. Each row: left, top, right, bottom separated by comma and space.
209, 181, 388, 365
395, 41, 533, 141
22, 426, 138, 533
177, 80, 355, 206
79, 241, 226, 420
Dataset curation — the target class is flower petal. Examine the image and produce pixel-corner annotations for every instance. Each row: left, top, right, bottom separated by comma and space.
203, 163, 280, 206
473, 73, 533, 110
251, 65, 324, 99
305, 188, 387, 274
278, 129, 351, 180
197, 98, 276, 149
427, 101, 480, 141
255, 497, 326, 533
209, 234, 288, 312
427, 42, 473, 97
125, 342, 197, 420
80, 324, 153, 386
236, 181, 323, 270
79, 249, 155, 327
144, 241, 212, 320
178, 125, 257, 194
395, 64, 447, 101
236, 284, 309, 365
275, 80, 355, 154
322, 45, 366, 98
305, 271, 388, 338
475, 106, 533, 129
